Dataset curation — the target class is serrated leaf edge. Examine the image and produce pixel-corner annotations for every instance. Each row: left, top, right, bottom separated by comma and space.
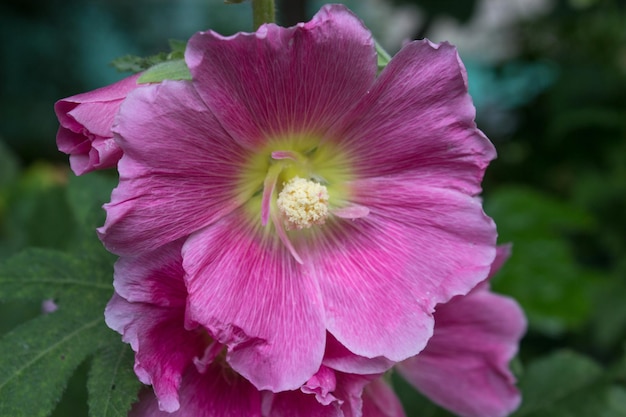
91, 345, 138, 417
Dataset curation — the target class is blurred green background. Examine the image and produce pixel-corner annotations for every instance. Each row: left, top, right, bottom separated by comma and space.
1, 0, 625, 415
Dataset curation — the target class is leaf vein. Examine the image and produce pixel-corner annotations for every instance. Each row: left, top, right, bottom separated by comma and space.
0, 317, 102, 392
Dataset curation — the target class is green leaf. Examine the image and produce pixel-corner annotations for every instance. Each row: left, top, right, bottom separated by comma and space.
138, 59, 192, 84
3, 164, 78, 253
110, 55, 151, 73
590, 278, 626, 350
486, 187, 594, 240
0, 248, 112, 303
111, 53, 168, 73
0, 139, 19, 190
66, 173, 117, 231
0, 300, 110, 417
0, 161, 138, 417
606, 386, 626, 416
112, 39, 188, 76
88, 342, 142, 417
168, 39, 187, 58
515, 350, 602, 415
485, 186, 601, 335
65, 172, 119, 258
513, 350, 625, 417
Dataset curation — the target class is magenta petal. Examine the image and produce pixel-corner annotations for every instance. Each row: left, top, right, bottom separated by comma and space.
182, 211, 326, 392
55, 74, 140, 134
105, 242, 206, 413
362, 378, 406, 417
105, 294, 206, 413
112, 241, 187, 307
54, 74, 140, 175
301, 365, 338, 406
267, 371, 372, 417
397, 287, 525, 417
185, 4, 376, 146
130, 365, 263, 417
98, 80, 247, 256
330, 40, 495, 196
267, 390, 342, 417
323, 333, 395, 375
309, 178, 496, 362
332, 373, 377, 417
490, 244, 512, 279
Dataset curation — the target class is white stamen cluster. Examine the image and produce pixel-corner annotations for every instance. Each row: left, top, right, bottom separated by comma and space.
277, 176, 329, 230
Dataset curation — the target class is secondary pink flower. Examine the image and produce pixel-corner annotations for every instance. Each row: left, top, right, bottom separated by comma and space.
361, 379, 406, 417
106, 241, 380, 416
396, 246, 526, 417
99, 4, 497, 393
54, 73, 140, 175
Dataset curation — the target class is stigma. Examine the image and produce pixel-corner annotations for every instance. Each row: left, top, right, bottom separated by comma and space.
277, 177, 329, 230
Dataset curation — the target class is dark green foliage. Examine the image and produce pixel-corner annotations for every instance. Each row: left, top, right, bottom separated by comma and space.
0, 300, 109, 417
512, 350, 626, 417
485, 187, 600, 335
111, 38, 187, 74
0, 172, 141, 417
88, 343, 142, 417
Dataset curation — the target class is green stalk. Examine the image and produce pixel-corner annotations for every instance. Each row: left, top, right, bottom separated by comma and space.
252, 0, 275, 29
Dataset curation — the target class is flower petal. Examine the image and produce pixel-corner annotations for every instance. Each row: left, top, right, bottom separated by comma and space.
307, 178, 496, 362
185, 4, 376, 146
112, 240, 187, 307
397, 287, 525, 417
182, 211, 326, 392
332, 373, 377, 417
362, 378, 406, 417
105, 294, 206, 413
98, 80, 247, 256
55, 74, 140, 137
129, 365, 263, 417
105, 242, 207, 412
54, 74, 140, 174
301, 365, 338, 406
323, 333, 395, 375
266, 389, 342, 417
266, 370, 372, 417
330, 40, 495, 196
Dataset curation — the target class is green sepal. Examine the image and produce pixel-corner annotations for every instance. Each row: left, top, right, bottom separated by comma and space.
110, 53, 169, 73
111, 39, 188, 76
375, 40, 392, 72
138, 59, 192, 84
168, 39, 187, 58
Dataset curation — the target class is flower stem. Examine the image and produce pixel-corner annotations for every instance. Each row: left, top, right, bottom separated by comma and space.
252, 0, 275, 29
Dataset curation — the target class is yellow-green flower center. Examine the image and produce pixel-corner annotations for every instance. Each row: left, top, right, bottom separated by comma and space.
236, 135, 366, 263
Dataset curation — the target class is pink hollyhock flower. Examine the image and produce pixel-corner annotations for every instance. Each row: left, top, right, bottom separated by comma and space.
106, 241, 380, 416
99, 4, 497, 393
54, 73, 140, 175
361, 379, 406, 417
396, 246, 526, 417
